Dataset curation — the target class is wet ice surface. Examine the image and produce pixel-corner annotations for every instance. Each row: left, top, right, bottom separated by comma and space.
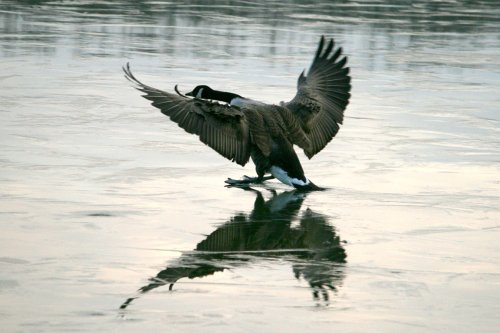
1, 0, 500, 332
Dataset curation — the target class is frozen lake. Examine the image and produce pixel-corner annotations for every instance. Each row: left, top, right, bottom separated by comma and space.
1, 0, 499, 332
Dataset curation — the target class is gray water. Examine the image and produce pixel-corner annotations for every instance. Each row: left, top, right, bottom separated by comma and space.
1, 1, 500, 332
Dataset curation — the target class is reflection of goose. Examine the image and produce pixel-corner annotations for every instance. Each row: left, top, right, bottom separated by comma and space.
120, 188, 346, 309
124, 36, 351, 190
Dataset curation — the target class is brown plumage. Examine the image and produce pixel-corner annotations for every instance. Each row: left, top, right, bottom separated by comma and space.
123, 36, 351, 190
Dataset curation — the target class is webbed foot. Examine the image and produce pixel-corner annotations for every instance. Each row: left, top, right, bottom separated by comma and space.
224, 175, 274, 186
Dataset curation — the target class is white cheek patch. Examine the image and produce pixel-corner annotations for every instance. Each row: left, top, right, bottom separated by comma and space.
270, 166, 309, 187
196, 88, 204, 98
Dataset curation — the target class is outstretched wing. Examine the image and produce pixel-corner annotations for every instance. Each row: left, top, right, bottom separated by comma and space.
285, 36, 351, 159
123, 63, 251, 166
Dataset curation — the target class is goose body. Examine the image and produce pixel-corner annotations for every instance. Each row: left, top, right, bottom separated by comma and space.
124, 36, 351, 191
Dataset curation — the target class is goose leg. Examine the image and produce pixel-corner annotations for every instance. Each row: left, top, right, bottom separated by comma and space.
225, 175, 274, 186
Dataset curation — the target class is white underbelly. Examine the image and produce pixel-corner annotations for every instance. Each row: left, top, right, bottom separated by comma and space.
270, 166, 309, 187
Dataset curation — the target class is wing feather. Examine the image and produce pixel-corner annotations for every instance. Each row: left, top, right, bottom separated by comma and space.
285, 36, 351, 159
123, 63, 251, 166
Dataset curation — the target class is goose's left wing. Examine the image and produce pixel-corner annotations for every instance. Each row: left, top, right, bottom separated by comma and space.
123, 64, 251, 166
284, 36, 351, 159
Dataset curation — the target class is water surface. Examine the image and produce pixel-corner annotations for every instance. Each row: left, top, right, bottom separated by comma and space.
1, 1, 500, 332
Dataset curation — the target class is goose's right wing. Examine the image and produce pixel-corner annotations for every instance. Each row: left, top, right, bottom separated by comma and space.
124, 64, 251, 166
285, 36, 351, 159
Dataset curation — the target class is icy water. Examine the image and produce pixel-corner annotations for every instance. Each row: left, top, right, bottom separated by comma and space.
1, 0, 500, 332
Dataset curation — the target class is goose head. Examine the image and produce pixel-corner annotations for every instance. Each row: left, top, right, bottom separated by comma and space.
186, 85, 213, 99
186, 85, 243, 105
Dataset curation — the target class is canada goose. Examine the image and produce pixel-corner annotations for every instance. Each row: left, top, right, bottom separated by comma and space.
123, 36, 351, 191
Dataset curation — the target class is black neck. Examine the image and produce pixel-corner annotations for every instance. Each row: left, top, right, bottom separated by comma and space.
208, 90, 243, 103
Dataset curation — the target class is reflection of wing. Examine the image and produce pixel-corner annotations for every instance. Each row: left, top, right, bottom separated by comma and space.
296, 208, 346, 261
285, 36, 351, 158
123, 63, 251, 166
291, 209, 346, 305
137, 253, 227, 294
